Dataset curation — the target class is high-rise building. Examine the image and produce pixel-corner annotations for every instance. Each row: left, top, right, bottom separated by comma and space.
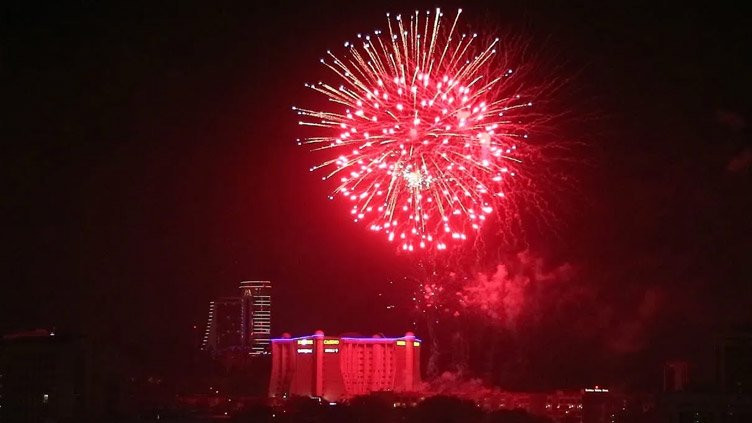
268, 331, 421, 402
581, 387, 615, 423
717, 330, 752, 394
663, 360, 689, 392
239, 281, 271, 355
202, 298, 242, 353
201, 281, 272, 356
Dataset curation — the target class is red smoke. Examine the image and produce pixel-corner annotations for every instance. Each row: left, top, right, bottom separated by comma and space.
459, 251, 574, 329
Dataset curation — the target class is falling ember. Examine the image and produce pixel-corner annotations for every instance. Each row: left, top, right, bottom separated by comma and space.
296, 8, 538, 253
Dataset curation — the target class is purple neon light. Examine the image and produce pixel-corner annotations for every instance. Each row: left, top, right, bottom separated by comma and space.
271, 334, 421, 343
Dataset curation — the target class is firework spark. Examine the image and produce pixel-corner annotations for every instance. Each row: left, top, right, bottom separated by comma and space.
296, 8, 540, 253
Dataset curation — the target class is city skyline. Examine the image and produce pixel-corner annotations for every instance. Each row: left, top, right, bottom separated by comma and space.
3, 0, 751, 404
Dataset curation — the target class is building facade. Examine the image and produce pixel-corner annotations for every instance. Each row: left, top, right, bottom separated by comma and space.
664, 360, 689, 393
202, 298, 242, 352
717, 331, 752, 395
202, 280, 272, 356
239, 281, 271, 355
268, 331, 421, 402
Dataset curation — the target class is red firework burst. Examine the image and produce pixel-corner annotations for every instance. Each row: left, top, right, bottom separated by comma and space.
296, 8, 541, 253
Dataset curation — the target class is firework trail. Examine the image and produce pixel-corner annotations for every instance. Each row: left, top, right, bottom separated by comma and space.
296, 8, 548, 253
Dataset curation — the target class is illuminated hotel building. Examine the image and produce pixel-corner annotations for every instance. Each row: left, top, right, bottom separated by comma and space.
268, 331, 421, 401
240, 280, 271, 354
202, 298, 242, 352
201, 280, 272, 355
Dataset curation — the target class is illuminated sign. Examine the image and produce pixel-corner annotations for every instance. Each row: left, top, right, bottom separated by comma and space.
584, 388, 609, 393
323, 339, 340, 345
324, 348, 339, 353
396, 340, 406, 346
296, 348, 313, 354
297, 339, 314, 345
413, 341, 421, 347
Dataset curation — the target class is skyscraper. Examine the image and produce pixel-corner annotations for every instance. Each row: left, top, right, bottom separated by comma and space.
663, 360, 689, 392
202, 281, 272, 356
201, 298, 242, 353
717, 330, 752, 394
239, 280, 271, 355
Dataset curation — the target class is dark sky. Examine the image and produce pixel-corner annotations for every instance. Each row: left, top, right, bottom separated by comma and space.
2, 1, 750, 388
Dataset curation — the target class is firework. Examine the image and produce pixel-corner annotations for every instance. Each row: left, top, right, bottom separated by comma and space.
296, 8, 539, 253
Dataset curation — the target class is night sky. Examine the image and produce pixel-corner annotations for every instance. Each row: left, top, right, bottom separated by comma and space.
3, 1, 750, 389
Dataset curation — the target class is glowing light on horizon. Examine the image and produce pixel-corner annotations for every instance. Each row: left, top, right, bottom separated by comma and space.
296, 8, 539, 253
